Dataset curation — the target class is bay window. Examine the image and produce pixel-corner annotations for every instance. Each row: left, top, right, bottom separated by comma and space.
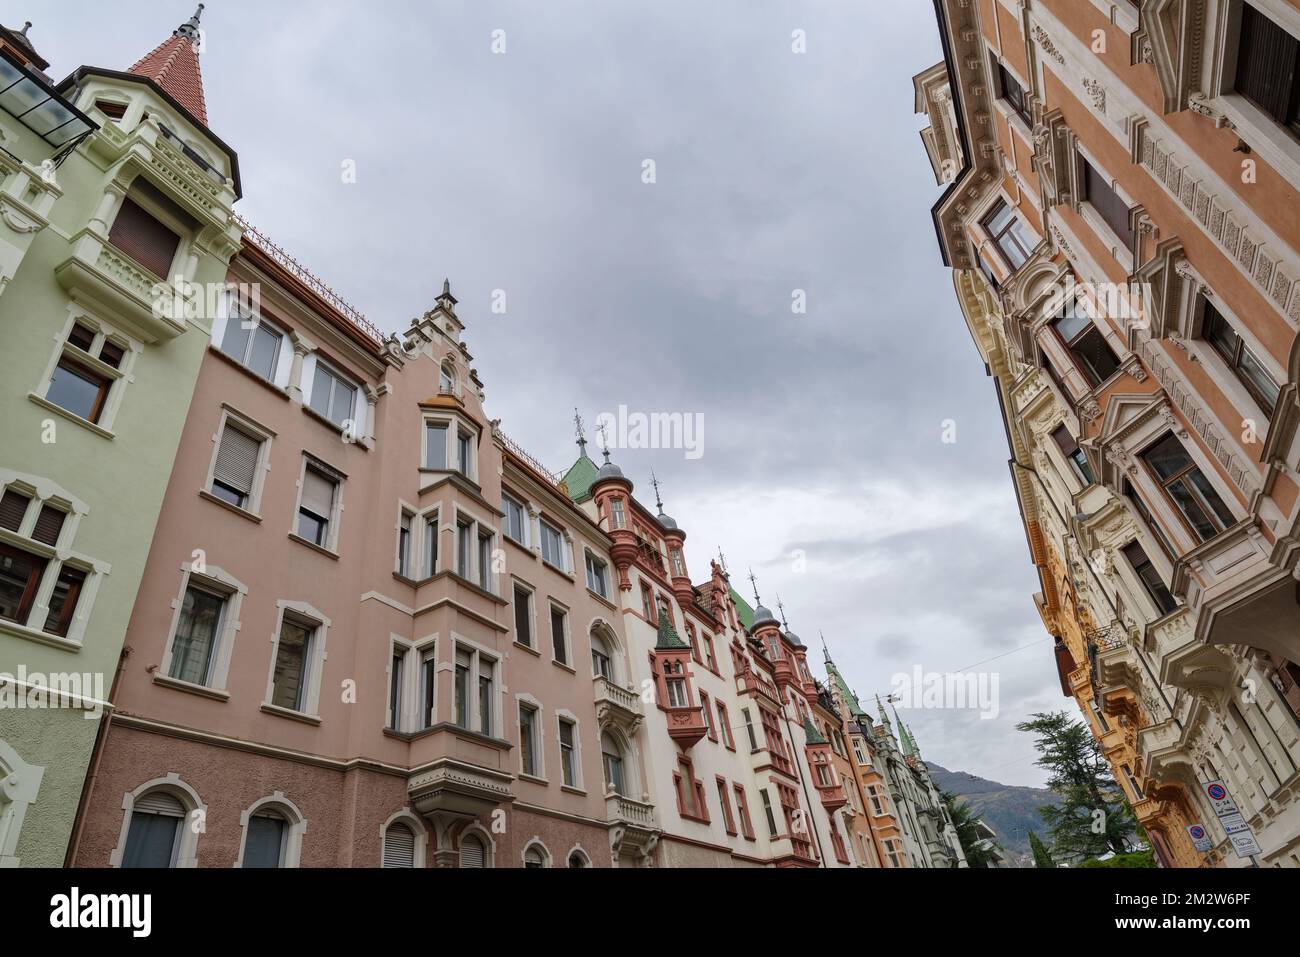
1203, 298, 1281, 415
1142, 433, 1236, 542
1054, 300, 1120, 387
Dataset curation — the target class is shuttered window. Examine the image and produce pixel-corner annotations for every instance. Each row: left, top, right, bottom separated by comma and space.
108, 196, 181, 278
296, 464, 338, 547
459, 833, 486, 868
123, 791, 185, 869
0, 489, 30, 532
383, 823, 416, 868
243, 813, 287, 868
1236, 4, 1300, 134
211, 424, 262, 509
1051, 425, 1095, 484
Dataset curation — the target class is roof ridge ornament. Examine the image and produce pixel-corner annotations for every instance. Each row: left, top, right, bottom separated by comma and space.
175, 3, 204, 42
574, 409, 587, 457
747, 567, 761, 606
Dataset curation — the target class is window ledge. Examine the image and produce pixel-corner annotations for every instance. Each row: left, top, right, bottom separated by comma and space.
0, 618, 83, 653
199, 489, 262, 522
206, 345, 292, 398
503, 535, 536, 559
288, 532, 340, 560
445, 571, 507, 605
560, 784, 587, 796
551, 659, 576, 675
518, 772, 549, 786
541, 559, 574, 580
260, 702, 321, 725
27, 393, 115, 440
513, 641, 540, 657
152, 673, 230, 701
383, 727, 415, 741
587, 588, 616, 609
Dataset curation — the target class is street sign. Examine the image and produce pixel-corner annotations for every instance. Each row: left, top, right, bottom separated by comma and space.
1186, 823, 1213, 852
1203, 780, 1263, 860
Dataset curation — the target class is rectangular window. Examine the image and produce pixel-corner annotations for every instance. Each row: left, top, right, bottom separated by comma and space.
218, 314, 283, 381
423, 514, 438, 577
716, 701, 734, 749
454, 648, 471, 728
1082, 157, 1134, 247
46, 355, 110, 424
550, 606, 568, 665
168, 584, 225, 685
425, 422, 448, 470
420, 648, 436, 729
981, 198, 1034, 270
296, 464, 338, 548
640, 582, 655, 620
742, 707, 758, 751
43, 565, 86, 638
456, 431, 473, 478
559, 719, 577, 787
700, 691, 717, 741
1203, 299, 1281, 414
760, 788, 779, 837
210, 423, 263, 510
502, 494, 527, 543
108, 195, 180, 278
31, 505, 65, 547
610, 497, 626, 529
520, 703, 539, 776
307, 361, 357, 429
1122, 541, 1179, 617
1142, 433, 1236, 542
388, 652, 404, 731
513, 583, 533, 647
397, 511, 413, 578
539, 520, 564, 568
703, 632, 717, 672
734, 785, 755, 839
456, 520, 472, 578
716, 778, 737, 835
665, 674, 688, 709
585, 552, 609, 598
477, 529, 493, 590
478, 666, 493, 736
0, 488, 30, 532
271, 618, 313, 712
1052, 425, 1094, 485
997, 61, 1031, 125
1235, 4, 1300, 135
1054, 301, 1121, 387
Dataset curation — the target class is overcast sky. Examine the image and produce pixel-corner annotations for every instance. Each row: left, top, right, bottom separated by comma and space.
37, 0, 1068, 787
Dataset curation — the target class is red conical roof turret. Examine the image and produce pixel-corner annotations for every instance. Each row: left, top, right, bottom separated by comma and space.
128, 4, 207, 124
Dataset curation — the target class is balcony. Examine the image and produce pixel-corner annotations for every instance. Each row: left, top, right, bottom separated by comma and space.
407, 757, 514, 819
737, 668, 780, 703
814, 776, 848, 812
664, 702, 707, 749
55, 229, 185, 342
1150, 607, 1234, 695
594, 675, 643, 735
607, 794, 661, 865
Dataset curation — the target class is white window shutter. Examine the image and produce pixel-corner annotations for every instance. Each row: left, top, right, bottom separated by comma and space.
382, 823, 415, 868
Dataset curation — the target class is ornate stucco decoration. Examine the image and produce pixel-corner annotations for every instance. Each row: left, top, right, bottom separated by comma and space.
1135, 0, 1207, 115
1082, 77, 1107, 113
1032, 25, 1065, 65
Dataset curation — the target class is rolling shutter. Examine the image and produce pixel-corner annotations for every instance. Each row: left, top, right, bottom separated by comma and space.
382, 823, 415, 868
108, 196, 181, 278
135, 791, 185, 816
31, 505, 66, 546
214, 426, 261, 498
300, 466, 336, 518
0, 489, 30, 532
459, 834, 485, 868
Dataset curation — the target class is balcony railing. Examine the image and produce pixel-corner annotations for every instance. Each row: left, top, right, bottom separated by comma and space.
606, 793, 657, 830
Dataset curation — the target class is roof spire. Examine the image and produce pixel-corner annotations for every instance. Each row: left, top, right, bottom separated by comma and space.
574, 409, 587, 457
128, 5, 210, 125
597, 422, 612, 465
821, 630, 829, 662
775, 594, 789, 629
717, 547, 728, 574
650, 468, 664, 512
437, 278, 458, 305
176, 4, 204, 41
747, 567, 761, 606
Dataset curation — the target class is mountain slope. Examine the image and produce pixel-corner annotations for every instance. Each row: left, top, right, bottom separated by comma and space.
927, 762, 1061, 866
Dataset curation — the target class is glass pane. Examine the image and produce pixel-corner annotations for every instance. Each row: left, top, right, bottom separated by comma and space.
271, 621, 311, 711
219, 316, 252, 362
308, 369, 334, 418
248, 325, 281, 380
47, 361, 105, 421
244, 815, 287, 868
1167, 480, 1218, 541
478, 674, 492, 735
1238, 347, 1281, 411
1188, 471, 1236, 531
998, 235, 1028, 270
1073, 328, 1121, 385
454, 664, 469, 726
330, 380, 356, 427
169, 587, 223, 684
122, 812, 180, 868
425, 424, 448, 469
1143, 434, 1192, 482
985, 202, 1012, 234
0, 548, 40, 623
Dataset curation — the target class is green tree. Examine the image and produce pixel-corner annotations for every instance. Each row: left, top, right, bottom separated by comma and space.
1028, 829, 1055, 869
1016, 711, 1136, 863
940, 790, 1000, 867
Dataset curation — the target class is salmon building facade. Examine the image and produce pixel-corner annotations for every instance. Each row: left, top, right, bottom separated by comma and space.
918, 0, 1300, 866
0, 7, 967, 869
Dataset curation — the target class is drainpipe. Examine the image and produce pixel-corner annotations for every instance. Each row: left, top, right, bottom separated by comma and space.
64, 645, 131, 867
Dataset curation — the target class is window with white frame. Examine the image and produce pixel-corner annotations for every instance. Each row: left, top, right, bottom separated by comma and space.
459, 831, 488, 868
590, 630, 613, 680
456, 518, 472, 577
523, 843, 549, 868
239, 801, 303, 869
453, 644, 497, 736
307, 358, 359, 430
513, 581, 534, 648
419, 645, 436, 729
397, 510, 414, 578
294, 458, 342, 551
121, 790, 188, 868
519, 701, 541, 777
168, 583, 226, 686
601, 731, 625, 796
217, 307, 286, 383
585, 550, 609, 598
205, 410, 271, 514
456, 429, 474, 479
539, 519, 565, 569
424, 420, 449, 470
439, 360, 456, 394
423, 512, 439, 577
550, 603, 569, 666
382, 821, 417, 868
388, 645, 406, 731
502, 492, 528, 545
38, 316, 136, 431
477, 527, 494, 591
266, 605, 328, 716
558, 717, 579, 788
1141, 432, 1238, 543
0, 476, 99, 645
1233, 4, 1300, 138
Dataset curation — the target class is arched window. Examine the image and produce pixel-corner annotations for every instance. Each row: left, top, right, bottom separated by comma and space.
243, 808, 289, 868
567, 850, 588, 868
460, 832, 487, 868
439, 361, 455, 394
122, 791, 186, 868
383, 822, 416, 868
523, 842, 549, 868
601, 731, 625, 796
591, 632, 612, 680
